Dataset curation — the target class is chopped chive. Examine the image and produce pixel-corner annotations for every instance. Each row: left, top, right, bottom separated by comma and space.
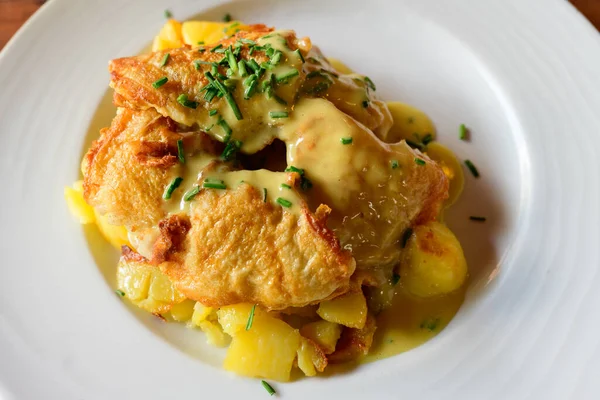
183, 186, 201, 201
159, 53, 170, 67
224, 77, 237, 89
364, 76, 376, 91
271, 51, 282, 65
469, 216, 487, 222
204, 87, 218, 102
391, 273, 400, 285
362, 100, 369, 108
294, 49, 305, 63
238, 60, 248, 77
341, 137, 353, 145
223, 13, 232, 22
243, 74, 257, 87
280, 183, 291, 189
276, 68, 299, 83
177, 139, 185, 164
247, 59, 261, 73
152, 76, 168, 89
406, 140, 424, 151
218, 117, 232, 139
177, 94, 198, 109
244, 79, 258, 99
202, 180, 227, 190
211, 44, 223, 53
273, 95, 288, 105
464, 160, 480, 177
265, 47, 275, 57
391, 160, 399, 169
226, 48, 238, 73
246, 304, 256, 330
459, 124, 468, 140
276, 197, 292, 208
197, 41, 205, 45
269, 111, 288, 119
422, 133, 433, 145
164, 9, 172, 18
285, 166, 304, 175
261, 380, 276, 396
260, 61, 274, 70
300, 177, 313, 191
414, 158, 426, 166
240, 38, 257, 45
163, 177, 183, 200
420, 317, 440, 331
221, 140, 242, 161
401, 227, 413, 248
209, 109, 218, 116
115, 289, 125, 297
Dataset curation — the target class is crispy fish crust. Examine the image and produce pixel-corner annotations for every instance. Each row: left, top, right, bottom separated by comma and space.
82, 108, 219, 229
153, 184, 355, 310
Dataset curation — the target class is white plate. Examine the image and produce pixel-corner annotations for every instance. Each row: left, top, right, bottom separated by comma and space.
1, 0, 599, 398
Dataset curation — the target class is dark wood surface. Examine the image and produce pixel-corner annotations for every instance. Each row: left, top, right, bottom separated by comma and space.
0, 0, 598, 50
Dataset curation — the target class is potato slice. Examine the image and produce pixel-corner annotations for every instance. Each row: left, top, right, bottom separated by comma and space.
297, 337, 328, 376
328, 314, 377, 364
169, 299, 195, 322
199, 320, 230, 347
152, 19, 183, 51
223, 313, 301, 381
191, 302, 216, 326
64, 181, 95, 224
400, 222, 468, 297
426, 143, 464, 207
300, 320, 342, 354
317, 292, 368, 329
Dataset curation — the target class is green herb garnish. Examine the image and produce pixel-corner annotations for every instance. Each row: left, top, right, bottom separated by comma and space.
164, 9, 172, 18
261, 380, 276, 396
276, 197, 292, 208
420, 317, 440, 331
152, 76, 168, 89
159, 53, 170, 67
341, 137, 353, 145
209, 109, 218, 116
391, 160, 399, 169
464, 160, 480, 177
275, 68, 299, 83
246, 304, 256, 330
115, 289, 125, 297
362, 100, 369, 108
177, 94, 198, 109
223, 13, 232, 22
469, 216, 486, 222
177, 139, 185, 164
285, 166, 304, 175
459, 124, 468, 140
183, 186, 200, 201
211, 44, 223, 53
294, 49, 305, 63
401, 227, 413, 248
422, 133, 433, 145
269, 111, 288, 119
202, 180, 227, 190
414, 158, 426, 166
238, 60, 248, 77
163, 177, 183, 200
221, 140, 242, 161
280, 183, 291, 189
263, 188, 268, 202
364, 76, 376, 91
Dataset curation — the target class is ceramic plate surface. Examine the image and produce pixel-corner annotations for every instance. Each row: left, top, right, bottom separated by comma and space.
1, 0, 599, 399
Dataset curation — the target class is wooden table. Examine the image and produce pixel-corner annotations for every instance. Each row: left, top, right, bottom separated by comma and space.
1, 0, 598, 50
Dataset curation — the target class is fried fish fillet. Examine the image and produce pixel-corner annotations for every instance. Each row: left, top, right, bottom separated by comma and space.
154, 184, 355, 310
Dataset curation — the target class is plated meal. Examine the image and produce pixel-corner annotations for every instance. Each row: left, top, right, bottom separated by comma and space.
65, 16, 470, 384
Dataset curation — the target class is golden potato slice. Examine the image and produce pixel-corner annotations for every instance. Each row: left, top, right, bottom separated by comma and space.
152, 19, 183, 51
181, 21, 251, 46
426, 143, 464, 207
116, 247, 186, 314
297, 337, 328, 376
317, 292, 368, 329
169, 299, 195, 322
223, 313, 301, 381
199, 320, 230, 347
191, 302, 216, 326
217, 303, 268, 336
300, 320, 342, 354
64, 181, 95, 224
400, 222, 468, 297
328, 314, 377, 364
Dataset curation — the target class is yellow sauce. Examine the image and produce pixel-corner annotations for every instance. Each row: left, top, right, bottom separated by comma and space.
365, 285, 465, 361
386, 101, 436, 144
